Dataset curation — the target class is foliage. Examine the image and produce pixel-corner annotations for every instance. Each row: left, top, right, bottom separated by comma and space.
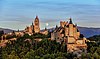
0, 31, 4, 37
1, 34, 100, 59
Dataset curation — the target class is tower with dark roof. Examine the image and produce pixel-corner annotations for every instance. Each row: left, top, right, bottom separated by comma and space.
69, 18, 73, 24
51, 17, 87, 52
68, 18, 74, 36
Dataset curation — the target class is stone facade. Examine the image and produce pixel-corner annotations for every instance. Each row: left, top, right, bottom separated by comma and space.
34, 16, 40, 33
0, 16, 87, 52
24, 16, 48, 35
51, 18, 87, 52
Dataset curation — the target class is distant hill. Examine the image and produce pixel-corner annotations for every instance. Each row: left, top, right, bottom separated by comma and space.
47, 27, 100, 38
0, 28, 14, 34
78, 27, 100, 38
0, 27, 100, 38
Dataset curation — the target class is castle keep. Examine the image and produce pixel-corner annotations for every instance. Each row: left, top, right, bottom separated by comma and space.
51, 18, 87, 52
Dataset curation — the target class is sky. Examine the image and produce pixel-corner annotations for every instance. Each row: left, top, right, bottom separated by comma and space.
0, 0, 100, 30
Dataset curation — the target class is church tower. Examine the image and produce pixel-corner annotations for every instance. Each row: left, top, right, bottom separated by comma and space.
34, 16, 40, 33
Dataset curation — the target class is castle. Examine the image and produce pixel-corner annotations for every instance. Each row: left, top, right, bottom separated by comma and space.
0, 16, 87, 52
51, 18, 87, 52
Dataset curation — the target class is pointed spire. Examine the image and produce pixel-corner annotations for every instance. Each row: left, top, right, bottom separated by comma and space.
69, 18, 73, 24
75, 23, 77, 26
12, 30, 15, 34
35, 15, 39, 19
45, 27, 47, 30
32, 22, 33, 25
75, 23, 78, 27
77, 29, 79, 32
35, 15, 39, 22
18, 29, 19, 32
55, 25, 58, 30
56, 25, 58, 28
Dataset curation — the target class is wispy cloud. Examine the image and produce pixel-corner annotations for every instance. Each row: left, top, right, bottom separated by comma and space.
0, 0, 100, 29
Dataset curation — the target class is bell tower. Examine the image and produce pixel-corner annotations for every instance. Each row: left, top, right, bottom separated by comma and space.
34, 16, 40, 33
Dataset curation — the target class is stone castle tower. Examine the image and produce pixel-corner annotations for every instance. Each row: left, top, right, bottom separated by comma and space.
65, 18, 77, 43
51, 18, 87, 52
34, 16, 40, 33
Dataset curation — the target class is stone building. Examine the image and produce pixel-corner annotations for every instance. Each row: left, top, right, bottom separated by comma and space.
34, 16, 40, 33
41, 27, 48, 35
51, 18, 87, 52
24, 16, 48, 35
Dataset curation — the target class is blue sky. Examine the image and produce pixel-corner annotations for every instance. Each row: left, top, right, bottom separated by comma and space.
0, 0, 100, 30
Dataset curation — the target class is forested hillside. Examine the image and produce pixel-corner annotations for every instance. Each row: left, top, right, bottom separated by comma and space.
0, 33, 100, 59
